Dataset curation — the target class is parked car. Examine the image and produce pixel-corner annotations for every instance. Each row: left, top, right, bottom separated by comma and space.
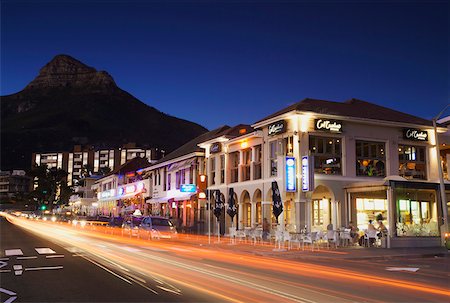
121, 216, 143, 237
139, 216, 177, 239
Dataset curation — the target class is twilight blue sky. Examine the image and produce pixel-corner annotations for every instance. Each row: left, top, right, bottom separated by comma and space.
1, 0, 449, 130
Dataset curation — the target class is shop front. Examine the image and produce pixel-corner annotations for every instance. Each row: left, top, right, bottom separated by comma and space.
346, 178, 444, 247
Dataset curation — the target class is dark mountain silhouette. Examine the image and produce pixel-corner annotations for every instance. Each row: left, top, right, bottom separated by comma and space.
1, 54, 208, 170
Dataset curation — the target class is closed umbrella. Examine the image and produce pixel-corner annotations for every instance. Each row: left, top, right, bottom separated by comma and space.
226, 188, 236, 222
272, 181, 283, 223
213, 190, 224, 242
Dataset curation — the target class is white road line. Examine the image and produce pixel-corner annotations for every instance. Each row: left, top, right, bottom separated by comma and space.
0, 260, 7, 269
0, 257, 9, 261
140, 246, 168, 252
0, 270, 11, 273
13, 265, 23, 275
0, 287, 16, 295
25, 266, 63, 271
16, 256, 37, 260
119, 246, 141, 252
13, 265, 22, 270
5, 249, 23, 256
81, 256, 132, 285
35, 248, 56, 254
46, 255, 64, 259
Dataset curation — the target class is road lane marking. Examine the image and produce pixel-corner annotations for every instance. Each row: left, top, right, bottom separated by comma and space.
46, 255, 64, 259
386, 267, 419, 272
25, 266, 63, 271
13, 265, 23, 276
119, 246, 141, 252
16, 256, 37, 260
0, 270, 11, 273
5, 249, 23, 256
0, 260, 7, 269
0, 287, 17, 303
140, 246, 168, 252
0, 257, 9, 261
35, 248, 56, 254
81, 255, 132, 285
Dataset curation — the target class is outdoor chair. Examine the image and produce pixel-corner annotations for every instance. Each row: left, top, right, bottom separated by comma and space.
235, 229, 246, 242
251, 228, 263, 245
340, 229, 353, 246
364, 229, 378, 247
283, 231, 292, 249
326, 230, 338, 249
302, 231, 319, 251
229, 227, 237, 243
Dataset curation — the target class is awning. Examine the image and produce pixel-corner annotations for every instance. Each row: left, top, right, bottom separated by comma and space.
147, 197, 169, 204
167, 158, 197, 172
174, 193, 196, 202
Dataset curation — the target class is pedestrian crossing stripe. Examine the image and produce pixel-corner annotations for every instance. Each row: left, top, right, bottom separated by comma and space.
35, 248, 56, 255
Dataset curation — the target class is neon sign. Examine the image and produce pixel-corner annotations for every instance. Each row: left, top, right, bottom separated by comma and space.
285, 157, 296, 192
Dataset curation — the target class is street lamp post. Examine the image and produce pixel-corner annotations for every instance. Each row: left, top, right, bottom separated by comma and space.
433, 104, 450, 239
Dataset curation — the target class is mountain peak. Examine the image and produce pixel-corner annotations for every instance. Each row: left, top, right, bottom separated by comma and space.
25, 54, 117, 90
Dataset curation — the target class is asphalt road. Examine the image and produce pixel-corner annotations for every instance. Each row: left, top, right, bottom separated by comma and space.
0, 216, 214, 303
1, 214, 449, 303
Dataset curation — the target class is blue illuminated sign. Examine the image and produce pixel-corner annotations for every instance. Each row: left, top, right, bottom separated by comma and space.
302, 156, 310, 192
180, 184, 197, 193
285, 157, 296, 192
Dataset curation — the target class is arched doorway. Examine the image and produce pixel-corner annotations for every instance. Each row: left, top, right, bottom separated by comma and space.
311, 185, 335, 231
240, 191, 251, 228
253, 189, 262, 226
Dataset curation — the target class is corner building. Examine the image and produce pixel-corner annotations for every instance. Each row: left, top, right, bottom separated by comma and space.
201, 98, 448, 247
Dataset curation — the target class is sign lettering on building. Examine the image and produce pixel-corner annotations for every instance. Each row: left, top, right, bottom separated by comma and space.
403, 128, 428, 141
285, 157, 296, 192
210, 143, 222, 154
180, 184, 197, 193
314, 119, 343, 133
268, 120, 287, 136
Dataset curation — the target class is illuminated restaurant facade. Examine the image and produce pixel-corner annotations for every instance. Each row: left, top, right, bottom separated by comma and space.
200, 98, 449, 247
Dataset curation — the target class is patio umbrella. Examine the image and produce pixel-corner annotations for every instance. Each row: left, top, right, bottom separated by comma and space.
272, 181, 283, 223
213, 190, 224, 220
226, 188, 236, 222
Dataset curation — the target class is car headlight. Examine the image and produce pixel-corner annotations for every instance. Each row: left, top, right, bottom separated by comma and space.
51, 216, 57, 222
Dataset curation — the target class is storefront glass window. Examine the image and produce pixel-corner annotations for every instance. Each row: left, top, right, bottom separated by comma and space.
210, 157, 216, 186
253, 145, 262, 180
355, 198, 388, 232
269, 141, 277, 176
356, 140, 386, 177
242, 149, 251, 181
398, 145, 426, 180
220, 155, 225, 184
229, 152, 239, 183
395, 188, 439, 237
309, 136, 342, 175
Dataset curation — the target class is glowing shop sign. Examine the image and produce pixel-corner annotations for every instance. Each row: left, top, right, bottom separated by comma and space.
403, 128, 428, 141
268, 120, 287, 136
125, 185, 136, 194
100, 189, 115, 199
315, 119, 342, 133
180, 184, 197, 193
301, 156, 312, 192
285, 157, 296, 192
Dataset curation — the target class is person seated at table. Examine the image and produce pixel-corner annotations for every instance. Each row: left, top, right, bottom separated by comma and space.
326, 223, 334, 231
367, 220, 378, 247
377, 221, 388, 238
347, 221, 359, 243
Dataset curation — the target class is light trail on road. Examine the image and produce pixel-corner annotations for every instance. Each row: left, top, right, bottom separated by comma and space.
3, 213, 450, 303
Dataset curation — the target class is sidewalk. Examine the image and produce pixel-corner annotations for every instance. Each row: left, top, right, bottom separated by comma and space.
189, 236, 449, 260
